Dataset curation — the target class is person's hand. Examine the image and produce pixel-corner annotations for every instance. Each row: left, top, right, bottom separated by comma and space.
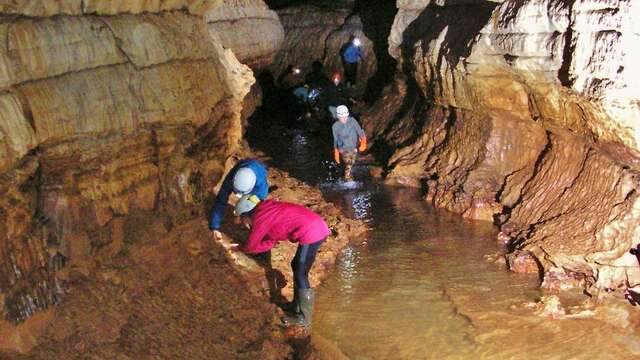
215, 233, 240, 251
333, 148, 341, 164
358, 137, 367, 152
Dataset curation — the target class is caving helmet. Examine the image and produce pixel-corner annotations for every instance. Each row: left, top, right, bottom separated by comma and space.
233, 167, 257, 195
234, 194, 261, 216
336, 105, 349, 117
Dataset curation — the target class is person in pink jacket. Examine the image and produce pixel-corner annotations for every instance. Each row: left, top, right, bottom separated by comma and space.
232, 194, 329, 328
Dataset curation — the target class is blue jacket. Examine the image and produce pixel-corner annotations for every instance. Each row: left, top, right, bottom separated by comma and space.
209, 159, 269, 230
342, 43, 362, 64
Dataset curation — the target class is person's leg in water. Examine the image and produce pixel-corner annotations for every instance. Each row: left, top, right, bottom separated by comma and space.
342, 150, 357, 181
283, 239, 324, 327
344, 62, 358, 87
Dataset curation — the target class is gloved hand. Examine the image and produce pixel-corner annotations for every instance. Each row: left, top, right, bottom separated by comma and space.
333, 148, 341, 164
358, 137, 367, 152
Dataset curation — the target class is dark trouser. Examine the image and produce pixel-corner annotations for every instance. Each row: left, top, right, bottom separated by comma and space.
291, 239, 325, 289
344, 61, 358, 86
342, 150, 357, 179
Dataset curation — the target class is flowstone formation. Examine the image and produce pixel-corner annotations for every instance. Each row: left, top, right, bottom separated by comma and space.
0, 0, 276, 352
365, 0, 640, 295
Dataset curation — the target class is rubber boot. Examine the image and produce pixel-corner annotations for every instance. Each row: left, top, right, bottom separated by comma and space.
282, 288, 315, 327
280, 287, 300, 313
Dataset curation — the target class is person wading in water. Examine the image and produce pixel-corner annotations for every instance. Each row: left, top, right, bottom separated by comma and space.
332, 105, 367, 181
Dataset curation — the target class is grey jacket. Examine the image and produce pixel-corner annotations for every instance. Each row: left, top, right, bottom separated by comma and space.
332, 117, 365, 151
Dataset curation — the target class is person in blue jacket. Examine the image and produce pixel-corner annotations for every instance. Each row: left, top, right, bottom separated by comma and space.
341, 36, 364, 88
209, 159, 269, 240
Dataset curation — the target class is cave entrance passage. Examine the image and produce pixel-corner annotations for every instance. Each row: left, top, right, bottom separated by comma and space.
246, 103, 639, 359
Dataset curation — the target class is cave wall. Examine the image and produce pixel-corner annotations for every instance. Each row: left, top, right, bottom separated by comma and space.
270, 4, 377, 96
0, 0, 273, 350
368, 0, 640, 293
206, 0, 284, 70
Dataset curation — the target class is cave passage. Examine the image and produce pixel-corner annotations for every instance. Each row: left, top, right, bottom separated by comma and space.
247, 91, 640, 359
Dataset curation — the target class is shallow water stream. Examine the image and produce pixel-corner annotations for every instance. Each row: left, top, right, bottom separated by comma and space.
248, 117, 640, 360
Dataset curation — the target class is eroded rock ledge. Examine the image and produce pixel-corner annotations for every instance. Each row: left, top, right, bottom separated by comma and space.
0, 0, 263, 352
0, 166, 365, 359
366, 0, 640, 295
206, 0, 285, 70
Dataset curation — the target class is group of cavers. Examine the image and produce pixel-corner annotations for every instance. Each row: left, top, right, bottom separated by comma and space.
277, 36, 367, 181
209, 37, 368, 329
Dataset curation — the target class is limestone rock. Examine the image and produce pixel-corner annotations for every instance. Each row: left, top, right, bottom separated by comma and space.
101, 12, 218, 68
0, 94, 36, 173
0, 2, 256, 336
206, 0, 284, 69
506, 250, 541, 275
0, 17, 125, 89
371, 0, 640, 291
0, 0, 220, 17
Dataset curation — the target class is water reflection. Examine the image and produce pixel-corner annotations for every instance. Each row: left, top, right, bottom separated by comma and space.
247, 115, 640, 360
315, 186, 640, 359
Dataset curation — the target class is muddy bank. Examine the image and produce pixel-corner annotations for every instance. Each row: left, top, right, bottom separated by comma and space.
0, 161, 367, 359
221, 165, 367, 302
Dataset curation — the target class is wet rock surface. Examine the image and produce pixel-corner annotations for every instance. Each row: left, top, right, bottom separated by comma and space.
0, 165, 366, 358
365, 0, 640, 295
221, 167, 367, 302
0, 0, 291, 353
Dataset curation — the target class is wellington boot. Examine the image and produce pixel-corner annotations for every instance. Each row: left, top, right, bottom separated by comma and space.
280, 288, 300, 313
282, 288, 315, 328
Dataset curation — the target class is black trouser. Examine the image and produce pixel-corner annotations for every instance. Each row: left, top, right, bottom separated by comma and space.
291, 239, 325, 289
344, 61, 358, 86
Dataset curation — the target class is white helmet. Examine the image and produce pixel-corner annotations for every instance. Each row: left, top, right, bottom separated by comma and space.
233, 167, 256, 194
336, 105, 349, 117
234, 194, 260, 216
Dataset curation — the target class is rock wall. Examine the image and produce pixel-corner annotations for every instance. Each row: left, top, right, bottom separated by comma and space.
368, 0, 640, 294
0, 0, 272, 351
270, 4, 377, 96
206, 0, 285, 70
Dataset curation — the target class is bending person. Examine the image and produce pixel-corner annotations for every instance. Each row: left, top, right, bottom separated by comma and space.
232, 195, 329, 328
208, 159, 269, 240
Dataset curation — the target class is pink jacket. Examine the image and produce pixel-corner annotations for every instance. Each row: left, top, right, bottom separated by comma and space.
240, 200, 330, 254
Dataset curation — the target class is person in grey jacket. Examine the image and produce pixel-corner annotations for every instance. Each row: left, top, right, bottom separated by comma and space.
332, 105, 367, 180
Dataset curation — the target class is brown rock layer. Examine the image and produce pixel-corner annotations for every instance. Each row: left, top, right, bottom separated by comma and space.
206, 0, 285, 70
0, 2, 259, 352
0, 163, 365, 359
367, 0, 640, 293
